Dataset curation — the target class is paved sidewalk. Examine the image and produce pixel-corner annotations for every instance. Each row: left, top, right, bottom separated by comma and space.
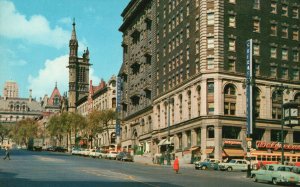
133, 155, 194, 168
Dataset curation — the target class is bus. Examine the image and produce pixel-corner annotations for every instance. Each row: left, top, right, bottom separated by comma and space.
247, 151, 300, 169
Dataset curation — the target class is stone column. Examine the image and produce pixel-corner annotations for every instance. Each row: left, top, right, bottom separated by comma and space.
174, 134, 179, 151
263, 129, 271, 142
214, 126, 222, 160
201, 125, 207, 161
214, 79, 223, 115
182, 131, 187, 149
191, 129, 197, 147
200, 80, 207, 116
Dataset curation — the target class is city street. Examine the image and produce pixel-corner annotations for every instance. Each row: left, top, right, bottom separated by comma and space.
0, 149, 289, 187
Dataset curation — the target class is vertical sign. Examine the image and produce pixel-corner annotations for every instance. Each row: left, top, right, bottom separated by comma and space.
116, 76, 122, 138
246, 39, 253, 135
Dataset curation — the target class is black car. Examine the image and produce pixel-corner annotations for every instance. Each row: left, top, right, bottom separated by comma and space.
116, 152, 133, 162
54, 146, 67, 152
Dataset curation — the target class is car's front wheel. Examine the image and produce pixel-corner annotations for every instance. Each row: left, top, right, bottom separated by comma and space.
201, 166, 207, 170
272, 178, 278, 185
252, 175, 257, 182
227, 167, 233, 172
195, 167, 199, 170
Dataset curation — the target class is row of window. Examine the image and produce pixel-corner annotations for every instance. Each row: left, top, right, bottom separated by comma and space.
229, 0, 299, 19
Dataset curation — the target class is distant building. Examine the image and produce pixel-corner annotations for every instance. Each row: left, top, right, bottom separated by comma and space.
77, 76, 117, 149
42, 83, 62, 114
0, 89, 43, 125
3, 80, 19, 98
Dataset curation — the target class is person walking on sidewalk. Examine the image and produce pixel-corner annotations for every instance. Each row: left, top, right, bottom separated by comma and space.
3, 146, 11, 160
173, 156, 179, 174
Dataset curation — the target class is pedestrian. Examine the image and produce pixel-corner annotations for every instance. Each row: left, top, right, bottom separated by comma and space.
173, 156, 179, 174
3, 146, 11, 160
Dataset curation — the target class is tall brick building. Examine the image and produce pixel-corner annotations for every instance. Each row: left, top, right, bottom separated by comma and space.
119, 0, 300, 162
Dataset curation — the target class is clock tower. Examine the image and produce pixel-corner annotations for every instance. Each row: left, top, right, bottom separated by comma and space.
67, 19, 91, 112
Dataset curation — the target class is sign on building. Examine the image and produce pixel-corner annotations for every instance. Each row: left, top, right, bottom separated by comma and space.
246, 39, 253, 135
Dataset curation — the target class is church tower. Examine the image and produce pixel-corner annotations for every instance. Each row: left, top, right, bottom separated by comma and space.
68, 20, 91, 112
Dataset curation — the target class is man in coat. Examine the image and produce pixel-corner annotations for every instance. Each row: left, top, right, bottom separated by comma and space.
3, 146, 11, 160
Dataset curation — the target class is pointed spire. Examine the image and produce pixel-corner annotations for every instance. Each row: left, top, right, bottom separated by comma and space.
55, 82, 57, 88
71, 18, 77, 41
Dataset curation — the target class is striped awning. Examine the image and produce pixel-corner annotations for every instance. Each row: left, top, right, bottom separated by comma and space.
224, 149, 245, 157
205, 148, 214, 154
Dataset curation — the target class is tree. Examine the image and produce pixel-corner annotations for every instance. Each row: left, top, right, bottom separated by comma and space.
47, 114, 65, 146
0, 123, 9, 144
87, 110, 102, 148
11, 118, 38, 146
98, 109, 117, 147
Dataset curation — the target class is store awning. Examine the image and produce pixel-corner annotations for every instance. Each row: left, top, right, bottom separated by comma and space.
190, 146, 200, 151
205, 148, 214, 154
157, 139, 166, 146
157, 137, 174, 146
224, 149, 245, 157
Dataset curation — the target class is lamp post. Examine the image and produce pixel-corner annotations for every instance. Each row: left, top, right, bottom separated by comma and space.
273, 83, 289, 165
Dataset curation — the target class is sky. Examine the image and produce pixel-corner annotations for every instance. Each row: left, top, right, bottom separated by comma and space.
0, 0, 130, 98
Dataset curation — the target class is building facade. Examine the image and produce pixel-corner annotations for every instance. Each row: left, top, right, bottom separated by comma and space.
119, 0, 300, 162
68, 20, 91, 112
3, 80, 19, 98
119, 0, 155, 155
0, 88, 43, 125
77, 76, 117, 149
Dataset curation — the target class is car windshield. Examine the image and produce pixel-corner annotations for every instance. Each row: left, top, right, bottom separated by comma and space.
229, 160, 236, 163
292, 167, 300, 174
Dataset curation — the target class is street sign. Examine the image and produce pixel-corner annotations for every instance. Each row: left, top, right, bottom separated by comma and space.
246, 39, 253, 135
115, 76, 122, 137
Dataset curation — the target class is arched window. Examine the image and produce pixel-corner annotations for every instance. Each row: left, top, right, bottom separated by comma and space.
207, 125, 214, 138
148, 116, 152, 132
272, 91, 282, 119
187, 90, 191, 119
254, 87, 261, 118
179, 94, 183, 120
112, 98, 116, 108
196, 86, 201, 116
124, 126, 128, 139
111, 132, 116, 144
224, 84, 236, 115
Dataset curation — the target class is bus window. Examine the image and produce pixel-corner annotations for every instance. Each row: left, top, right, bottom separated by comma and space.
292, 157, 296, 162
272, 156, 276, 161
257, 155, 261, 161
267, 156, 271, 161
262, 155, 266, 161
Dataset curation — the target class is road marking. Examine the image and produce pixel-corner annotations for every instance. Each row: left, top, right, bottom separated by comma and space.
34, 156, 65, 163
80, 168, 160, 187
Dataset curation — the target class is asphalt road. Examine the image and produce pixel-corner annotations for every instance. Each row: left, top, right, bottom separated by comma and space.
0, 149, 291, 187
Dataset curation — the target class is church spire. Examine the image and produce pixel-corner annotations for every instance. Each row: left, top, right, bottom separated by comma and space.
69, 18, 78, 57
71, 18, 77, 41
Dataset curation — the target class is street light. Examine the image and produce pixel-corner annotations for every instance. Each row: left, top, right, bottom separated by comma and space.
273, 83, 289, 165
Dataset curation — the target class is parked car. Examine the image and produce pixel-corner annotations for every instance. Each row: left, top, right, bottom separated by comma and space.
218, 159, 249, 171
98, 150, 108, 159
195, 158, 220, 170
71, 148, 81, 155
116, 152, 134, 162
89, 149, 103, 158
251, 164, 300, 185
107, 151, 118, 160
46, 146, 56, 151
54, 146, 67, 152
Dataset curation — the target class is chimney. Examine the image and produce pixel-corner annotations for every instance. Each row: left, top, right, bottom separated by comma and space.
29, 89, 32, 102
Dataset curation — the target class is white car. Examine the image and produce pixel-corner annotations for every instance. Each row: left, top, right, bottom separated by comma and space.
71, 148, 81, 155
219, 159, 249, 171
107, 151, 118, 160
89, 149, 103, 158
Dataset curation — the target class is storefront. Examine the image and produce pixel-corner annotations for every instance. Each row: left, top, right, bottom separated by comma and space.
222, 140, 245, 161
